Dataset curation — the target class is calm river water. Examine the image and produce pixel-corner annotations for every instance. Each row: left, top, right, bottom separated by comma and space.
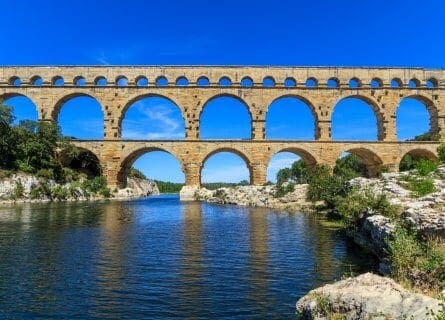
0, 195, 374, 319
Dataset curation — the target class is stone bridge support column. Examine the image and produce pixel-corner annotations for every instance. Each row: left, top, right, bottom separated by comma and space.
185, 116, 200, 140
317, 120, 331, 141
251, 120, 265, 140
251, 163, 267, 186
183, 162, 201, 186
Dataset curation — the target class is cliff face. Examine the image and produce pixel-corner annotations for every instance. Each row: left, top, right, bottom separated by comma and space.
115, 177, 160, 199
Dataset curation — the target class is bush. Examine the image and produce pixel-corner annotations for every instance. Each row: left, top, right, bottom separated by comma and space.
11, 181, 24, 199
51, 185, 69, 200
129, 167, 147, 180
36, 168, 55, 180
29, 185, 41, 199
415, 159, 438, 176
438, 143, 445, 163
407, 177, 436, 197
274, 182, 295, 198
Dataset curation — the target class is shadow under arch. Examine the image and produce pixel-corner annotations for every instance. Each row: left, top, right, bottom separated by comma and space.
63, 146, 103, 178
0, 92, 41, 120
337, 148, 384, 177
400, 148, 438, 163
331, 95, 384, 141
200, 147, 252, 184
396, 94, 440, 140
265, 94, 319, 140
117, 147, 184, 188
118, 93, 185, 131
199, 93, 253, 139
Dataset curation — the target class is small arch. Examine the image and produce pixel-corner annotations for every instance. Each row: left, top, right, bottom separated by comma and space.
200, 149, 251, 185
426, 78, 438, 89
399, 149, 438, 171
409, 78, 421, 88
156, 76, 168, 86
262, 76, 275, 87
116, 76, 128, 86
136, 76, 148, 86
197, 76, 210, 86
241, 76, 253, 87
118, 148, 184, 188
9, 76, 21, 86
176, 76, 189, 86
74, 76, 86, 86
338, 148, 383, 177
218, 76, 231, 87
370, 78, 382, 88
94, 76, 107, 86
30, 76, 43, 86
327, 77, 339, 88
305, 77, 318, 88
284, 77, 296, 87
52, 76, 64, 86
349, 77, 361, 88
391, 78, 403, 88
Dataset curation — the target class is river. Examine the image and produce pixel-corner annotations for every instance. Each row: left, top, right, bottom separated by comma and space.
0, 194, 374, 319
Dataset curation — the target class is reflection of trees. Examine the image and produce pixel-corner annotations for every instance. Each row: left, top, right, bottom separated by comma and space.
247, 207, 271, 317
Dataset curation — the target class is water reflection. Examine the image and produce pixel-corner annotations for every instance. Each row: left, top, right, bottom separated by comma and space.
0, 196, 374, 319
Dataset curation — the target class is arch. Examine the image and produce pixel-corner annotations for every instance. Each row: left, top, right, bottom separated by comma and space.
391, 78, 403, 88
116, 76, 128, 86
265, 95, 318, 140
52, 76, 64, 86
396, 95, 439, 140
284, 77, 296, 87
176, 76, 189, 86
337, 148, 383, 177
269, 147, 317, 167
199, 94, 252, 139
327, 77, 339, 88
331, 95, 383, 141
200, 149, 252, 184
349, 77, 361, 88
135, 76, 148, 86
74, 76, 86, 86
426, 78, 438, 89
117, 147, 184, 188
370, 78, 382, 88
241, 76, 253, 87
9, 76, 21, 86
262, 76, 275, 87
399, 148, 438, 172
266, 148, 317, 183
197, 76, 210, 86
1, 93, 39, 124
408, 78, 421, 88
64, 147, 103, 178
306, 77, 318, 88
218, 76, 231, 86
30, 76, 43, 86
120, 94, 185, 140
156, 76, 168, 86
54, 93, 104, 139
94, 76, 107, 86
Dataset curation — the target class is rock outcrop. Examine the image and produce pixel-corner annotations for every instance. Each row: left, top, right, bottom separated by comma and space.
115, 177, 159, 199
296, 273, 442, 320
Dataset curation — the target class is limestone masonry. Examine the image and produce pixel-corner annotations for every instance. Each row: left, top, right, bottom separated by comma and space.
1, 66, 444, 188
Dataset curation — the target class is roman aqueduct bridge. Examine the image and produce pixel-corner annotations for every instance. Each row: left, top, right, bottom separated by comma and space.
1, 66, 444, 188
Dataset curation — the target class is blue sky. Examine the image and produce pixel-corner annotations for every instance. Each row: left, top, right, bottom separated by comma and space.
1, 0, 443, 183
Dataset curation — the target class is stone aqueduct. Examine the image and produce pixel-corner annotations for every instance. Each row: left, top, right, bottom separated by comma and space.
1, 66, 444, 188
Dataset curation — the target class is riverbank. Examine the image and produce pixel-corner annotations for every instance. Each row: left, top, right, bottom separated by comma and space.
0, 172, 159, 204
184, 167, 445, 318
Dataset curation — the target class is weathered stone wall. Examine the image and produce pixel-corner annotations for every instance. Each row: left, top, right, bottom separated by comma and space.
0, 66, 443, 188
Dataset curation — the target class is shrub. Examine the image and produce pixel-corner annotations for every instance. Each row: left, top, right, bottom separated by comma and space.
274, 182, 295, 198
408, 177, 436, 197
29, 185, 41, 199
415, 159, 438, 176
129, 167, 147, 180
438, 143, 445, 163
82, 176, 107, 194
11, 180, 24, 199
52, 185, 69, 200
36, 168, 55, 180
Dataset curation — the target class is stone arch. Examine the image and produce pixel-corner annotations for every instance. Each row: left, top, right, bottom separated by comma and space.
199, 93, 253, 139
401, 148, 438, 162
0, 92, 41, 120
52, 92, 105, 121
331, 94, 384, 141
337, 147, 384, 177
396, 94, 439, 140
119, 93, 185, 132
200, 147, 252, 184
117, 146, 184, 188
265, 94, 319, 140
52, 76, 64, 86
268, 147, 317, 168
63, 145, 104, 178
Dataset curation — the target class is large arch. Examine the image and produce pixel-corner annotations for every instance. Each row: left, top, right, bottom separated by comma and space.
0, 93, 39, 124
120, 95, 185, 140
266, 148, 317, 183
336, 148, 383, 177
55, 93, 105, 139
396, 95, 439, 141
200, 148, 252, 184
117, 147, 184, 188
199, 94, 252, 139
265, 95, 318, 140
63, 147, 103, 178
331, 95, 384, 141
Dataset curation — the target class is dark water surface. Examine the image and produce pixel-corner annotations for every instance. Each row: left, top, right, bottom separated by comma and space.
0, 195, 374, 319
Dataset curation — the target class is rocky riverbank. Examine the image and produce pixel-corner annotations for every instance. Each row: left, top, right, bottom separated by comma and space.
0, 173, 159, 204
